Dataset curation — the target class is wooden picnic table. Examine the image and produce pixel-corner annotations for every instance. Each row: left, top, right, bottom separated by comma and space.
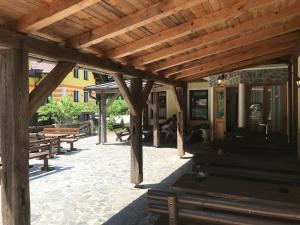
171, 173, 300, 205
44, 133, 69, 154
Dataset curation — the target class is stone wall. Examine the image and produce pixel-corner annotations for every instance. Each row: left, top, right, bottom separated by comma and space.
210, 68, 288, 87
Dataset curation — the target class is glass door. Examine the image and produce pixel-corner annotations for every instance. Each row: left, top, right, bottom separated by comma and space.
248, 86, 264, 132
247, 84, 285, 134
266, 85, 283, 133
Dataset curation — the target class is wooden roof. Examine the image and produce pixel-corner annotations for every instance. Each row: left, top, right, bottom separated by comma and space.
0, 0, 299, 83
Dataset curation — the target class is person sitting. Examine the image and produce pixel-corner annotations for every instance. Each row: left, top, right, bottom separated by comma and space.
161, 117, 176, 141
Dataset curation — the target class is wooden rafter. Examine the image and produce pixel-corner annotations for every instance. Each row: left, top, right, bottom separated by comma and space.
113, 74, 138, 115
106, 0, 281, 59
0, 28, 182, 87
165, 31, 300, 78
29, 61, 76, 117
12, 0, 100, 33
68, 0, 205, 49
149, 22, 300, 72
132, 9, 300, 67
174, 40, 297, 80
181, 47, 295, 81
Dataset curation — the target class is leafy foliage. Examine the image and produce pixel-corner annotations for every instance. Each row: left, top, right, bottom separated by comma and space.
37, 96, 96, 124
107, 96, 129, 117
107, 96, 129, 131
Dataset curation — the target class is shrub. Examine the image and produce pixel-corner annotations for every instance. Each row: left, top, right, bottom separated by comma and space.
37, 96, 94, 124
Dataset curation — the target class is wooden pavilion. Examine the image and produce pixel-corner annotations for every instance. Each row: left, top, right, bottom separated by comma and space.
0, 0, 300, 224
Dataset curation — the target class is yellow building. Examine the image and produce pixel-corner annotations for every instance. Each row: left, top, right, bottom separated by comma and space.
149, 81, 212, 128
29, 61, 96, 103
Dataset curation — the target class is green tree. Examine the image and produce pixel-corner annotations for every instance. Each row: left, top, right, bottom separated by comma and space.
37, 96, 94, 124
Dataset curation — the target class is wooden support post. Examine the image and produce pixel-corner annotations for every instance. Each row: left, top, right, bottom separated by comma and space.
168, 194, 178, 225
97, 94, 101, 144
100, 93, 107, 144
288, 63, 293, 143
29, 61, 75, 117
172, 87, 186, 157
292, 57, 298, 143
0, 49, 30, 225
114, 74, 138, 115
130, 78, 143, 185
153, 92, 160, 148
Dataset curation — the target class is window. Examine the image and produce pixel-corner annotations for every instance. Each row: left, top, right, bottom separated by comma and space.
150, 91, 167, 119
73, 68, 79, 78
84, 70, 88, 80
190, 90, 208, 120
74, 90, 79, 102
84, 91, 89, 103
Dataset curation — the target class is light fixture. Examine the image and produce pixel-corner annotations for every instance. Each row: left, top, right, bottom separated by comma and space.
217, 74, 225, 85
297, 76, 300, 88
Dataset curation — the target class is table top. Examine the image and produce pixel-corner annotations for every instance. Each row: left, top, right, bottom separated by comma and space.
44, 134, 69, 138
171, 173, 300, 205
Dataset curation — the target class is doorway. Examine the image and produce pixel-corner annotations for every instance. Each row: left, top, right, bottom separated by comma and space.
226, 87, 238, 133
247, 84, 286, 135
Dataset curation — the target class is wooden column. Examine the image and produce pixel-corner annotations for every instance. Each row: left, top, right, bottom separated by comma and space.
172, 86, 186, 157
287, 63, 293, 143
153, 92, 160, 148
100, 93, 107, 144
0, 49, 30, 225
97, 94, 101, 144
130, 78, 143, 185
292, 58, 298, 143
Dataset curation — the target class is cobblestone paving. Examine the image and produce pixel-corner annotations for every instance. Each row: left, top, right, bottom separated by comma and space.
0, 136, 191, 225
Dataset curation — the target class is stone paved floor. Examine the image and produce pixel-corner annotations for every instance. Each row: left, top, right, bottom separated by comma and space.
0, 135, 192, 225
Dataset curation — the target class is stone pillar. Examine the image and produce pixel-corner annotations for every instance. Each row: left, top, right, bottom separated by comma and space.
0, 49, 30, 225
238, 83, 246, 128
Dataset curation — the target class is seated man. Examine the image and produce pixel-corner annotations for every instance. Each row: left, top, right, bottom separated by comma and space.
161, 117, 177, 141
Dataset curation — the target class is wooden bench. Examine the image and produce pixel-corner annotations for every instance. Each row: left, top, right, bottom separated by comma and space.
148, 190, 300, 225
30, 138, 56, 158
112, 124, 130, 141
0, 140, 51, 172
43, 127, 79, 151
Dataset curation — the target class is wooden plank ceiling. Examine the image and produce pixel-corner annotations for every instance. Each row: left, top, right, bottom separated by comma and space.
1, 0, 299, 81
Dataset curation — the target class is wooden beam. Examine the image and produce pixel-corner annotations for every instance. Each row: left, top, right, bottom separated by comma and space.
173, 35, 298, 80
113, 74, 138, 115
0, 49, 30, 225
130, 78, 143, 185
135, 14, 300, 67
106, 0, 282, 59
69, 0, 204, 48
150, 25, 300, 72
153, 92, 160, 148
171, 87, 183, 112
184, 48, 293, 81
106, 92, 120, 109
172, 86, 186, 157
12, 0, 100, 33
29, 61, 76, 117
142, 81, 154, 109
0, 28, 181, 87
